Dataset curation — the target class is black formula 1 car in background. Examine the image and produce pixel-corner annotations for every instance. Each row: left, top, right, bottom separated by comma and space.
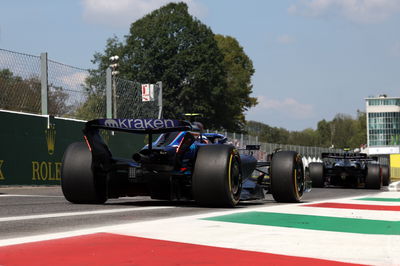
61, 118, 311, 207
309, 151, 390, 189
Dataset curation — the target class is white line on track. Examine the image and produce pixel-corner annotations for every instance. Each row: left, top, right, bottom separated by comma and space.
0, 194, 64, 198
2, 193, 400, 265
2, 192, 400, 264
0, 207, 242, 247
0, 206, 174, 223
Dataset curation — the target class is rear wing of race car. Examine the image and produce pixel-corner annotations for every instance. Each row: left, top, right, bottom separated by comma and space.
321, 152, 376, 161
246, 145, 260, 150
82, 119, 192, 168
85, 118, 192, 134
85, 118, 192, 148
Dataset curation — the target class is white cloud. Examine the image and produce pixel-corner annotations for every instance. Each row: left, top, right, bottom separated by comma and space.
57, 72, 89, 91
81, 0, 207, 27
288, 0, 400, 24
253, 96, 314, 119
276, 34, 295, 44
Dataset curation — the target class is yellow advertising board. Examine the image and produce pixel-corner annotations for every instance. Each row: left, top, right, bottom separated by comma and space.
390, 154, 400, 180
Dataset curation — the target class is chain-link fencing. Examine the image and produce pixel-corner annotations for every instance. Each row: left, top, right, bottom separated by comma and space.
0, 48, 41, 114
0, 48, 162, 120
0, 48, 352, 160
47, 59, 102, 119
115, 78, 161, 118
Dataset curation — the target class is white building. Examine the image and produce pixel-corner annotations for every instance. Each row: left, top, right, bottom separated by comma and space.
365, 94, 400, 155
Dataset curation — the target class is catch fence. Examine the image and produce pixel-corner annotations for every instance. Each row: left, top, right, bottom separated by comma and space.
0, 48, 372, 161
0, 48, 161, 120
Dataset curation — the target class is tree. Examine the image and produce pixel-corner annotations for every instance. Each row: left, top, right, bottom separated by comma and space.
89, 2, 256, 131
124, 2, 227, 130
330, 114, 357, 148
74, 92, 106, 120
0, 69, 41, 113
0, 69, 71, 116
316, 119, 332, 147
288, 128, 319, 146
246, 120, 290, 144
74, 37, 120, 120
247, 111, 367, 149
74, 73, 107, 120
349, 111, 367, 147
214, 35, 257, 130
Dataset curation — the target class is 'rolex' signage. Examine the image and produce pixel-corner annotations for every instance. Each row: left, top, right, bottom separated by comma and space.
0, 110, 146, 185
45, 124, 56, 155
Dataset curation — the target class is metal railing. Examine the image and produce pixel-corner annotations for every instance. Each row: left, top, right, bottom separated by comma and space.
223, 132, 341, 160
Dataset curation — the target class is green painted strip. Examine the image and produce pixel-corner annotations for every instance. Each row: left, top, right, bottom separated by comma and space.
356, 197, 400, 202
204, 212, 400, 235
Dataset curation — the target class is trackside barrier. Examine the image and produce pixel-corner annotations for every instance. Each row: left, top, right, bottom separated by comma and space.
0, 110, 145, 185
2, 110, 398, 185
390, 154, 400, 181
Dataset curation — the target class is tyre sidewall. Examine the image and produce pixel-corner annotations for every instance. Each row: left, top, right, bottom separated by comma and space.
381, 166, 390, 186
271, 151, 304, 203
365, 164, 381, 189
61, 142, 107, 203
192, 145, 242, 207
309, 162, 324, 188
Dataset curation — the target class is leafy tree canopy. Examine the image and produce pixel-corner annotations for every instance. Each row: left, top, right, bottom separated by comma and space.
247, 111, 367, 149
0, 69, 70, 116
90, 2, 256, 131
214, 34, 257, 130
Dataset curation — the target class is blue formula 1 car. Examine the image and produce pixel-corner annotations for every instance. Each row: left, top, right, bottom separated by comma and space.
61, 118, 310, 207
308, 151, 389, 189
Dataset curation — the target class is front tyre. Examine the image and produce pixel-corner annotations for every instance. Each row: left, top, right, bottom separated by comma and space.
192, 145, 242, 207
271, 151, 304, 203
61, 142, 107, 204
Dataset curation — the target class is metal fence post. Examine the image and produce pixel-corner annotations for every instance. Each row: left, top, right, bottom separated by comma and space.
40, 52, 48, 115
157, 81, 163, 119
113, 75, 117, 118
106, 68, 112, 119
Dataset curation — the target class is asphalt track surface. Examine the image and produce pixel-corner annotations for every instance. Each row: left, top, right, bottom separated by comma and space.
0, 186, 381, 240
2, 186, 400, 265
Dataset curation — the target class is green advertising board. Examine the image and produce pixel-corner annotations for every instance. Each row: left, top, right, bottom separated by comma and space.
0, 111, 145, 185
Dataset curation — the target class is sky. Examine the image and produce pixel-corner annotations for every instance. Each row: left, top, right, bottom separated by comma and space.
1, 0, 400, 131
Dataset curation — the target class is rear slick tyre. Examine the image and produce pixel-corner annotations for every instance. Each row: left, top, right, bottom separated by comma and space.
271, 151, 304, 203
61, 142, 107, 204
309, 162, 324, 188
192, 145, 242, 207
365, 164, 381, 190
381, 165, 390, 186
